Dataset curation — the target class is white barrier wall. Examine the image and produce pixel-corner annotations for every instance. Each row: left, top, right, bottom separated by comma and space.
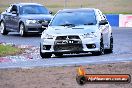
119, 14, 132, 27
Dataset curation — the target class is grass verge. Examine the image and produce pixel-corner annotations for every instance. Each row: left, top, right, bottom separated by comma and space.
0, 44, 23, 57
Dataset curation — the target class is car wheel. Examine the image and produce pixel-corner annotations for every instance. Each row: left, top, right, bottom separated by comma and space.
19, 23, 26, 37
0, 21, 9, 35
93, 37, 104, 55
99, 37, 105, 55
40, 52, 52, 58
54, 53, 63, 57
106, 36, 113, 53
40, 44, 51, 58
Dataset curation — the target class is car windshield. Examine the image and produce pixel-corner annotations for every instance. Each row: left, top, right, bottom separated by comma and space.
50, 10, 97, 26
20, 5, 49, 15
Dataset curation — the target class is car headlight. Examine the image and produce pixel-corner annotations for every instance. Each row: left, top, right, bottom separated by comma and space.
41, 33, 54, 39
82, 32, 97, 38
26, 19, 38, 25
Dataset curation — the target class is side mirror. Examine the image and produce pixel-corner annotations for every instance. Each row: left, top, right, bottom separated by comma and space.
12, 11, 19, 16
49, 11, 53, 14
12, 11, 17, 14
99, 20, 108, 25
42, 20, 49, 27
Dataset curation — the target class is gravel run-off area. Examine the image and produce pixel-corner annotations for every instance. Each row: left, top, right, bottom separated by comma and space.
0, 62, 132, 88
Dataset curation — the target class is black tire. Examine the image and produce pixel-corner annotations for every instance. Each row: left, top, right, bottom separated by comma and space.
19, 23, 26, 37
106, 36, 113, 53
93, 37, 104, 55
54, 53, 63, 57
0, 21, 9, 35
40, 52, 52, 58
40, 44, 51, 58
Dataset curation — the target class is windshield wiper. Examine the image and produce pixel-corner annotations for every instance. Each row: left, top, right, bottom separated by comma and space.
59, 23, 76, 27
84, 23, 94, 25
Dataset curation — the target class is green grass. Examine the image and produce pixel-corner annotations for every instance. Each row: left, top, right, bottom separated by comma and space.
0, 45, 23, 57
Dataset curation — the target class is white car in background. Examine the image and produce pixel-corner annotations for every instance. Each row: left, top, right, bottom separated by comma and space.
40, 8, 113, 58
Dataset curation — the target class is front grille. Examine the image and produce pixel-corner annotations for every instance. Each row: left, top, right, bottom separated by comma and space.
38, 20, 50, 24
28, 28, 43, 32
54, 44, 83, 51
56, 35, 80, 40
28, 28, 38, 31
54, 35, 83, 51
54, 40, 81, 45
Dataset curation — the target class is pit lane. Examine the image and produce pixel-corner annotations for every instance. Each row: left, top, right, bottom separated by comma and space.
0, 27, 132, 68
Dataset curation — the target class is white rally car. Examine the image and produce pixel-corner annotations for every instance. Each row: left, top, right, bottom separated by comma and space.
40, 8, 113, 58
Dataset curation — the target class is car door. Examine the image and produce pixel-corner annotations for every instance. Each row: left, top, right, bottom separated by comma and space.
103, 14, 110, 47
10, 5, 19, 31
3, 5, 13, 29
98, 10, 109, 47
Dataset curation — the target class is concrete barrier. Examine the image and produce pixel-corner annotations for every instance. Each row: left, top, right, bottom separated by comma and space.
119, 14, 132, 27
106, 14, 119, 27
106, 14, 132, 27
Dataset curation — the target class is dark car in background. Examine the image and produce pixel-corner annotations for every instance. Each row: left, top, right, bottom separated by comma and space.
0, 3, 53, 36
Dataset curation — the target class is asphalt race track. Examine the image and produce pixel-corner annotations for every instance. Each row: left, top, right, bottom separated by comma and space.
0, 27, 132, 68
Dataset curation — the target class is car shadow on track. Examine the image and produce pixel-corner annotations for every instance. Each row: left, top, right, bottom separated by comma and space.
52, 53, 96, 58
7, 33, 41, 37
53, 53, 92, 58
52, 52, 113, 59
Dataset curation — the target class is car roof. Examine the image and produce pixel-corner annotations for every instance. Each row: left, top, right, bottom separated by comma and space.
59, 8, 97, 12
12, 3, 43, 6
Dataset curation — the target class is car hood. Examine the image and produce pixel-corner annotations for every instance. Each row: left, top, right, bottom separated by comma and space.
21, 14, 53, 20
44, 25, 99, 36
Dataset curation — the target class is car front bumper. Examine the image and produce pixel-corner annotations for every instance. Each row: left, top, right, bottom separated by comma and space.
25, 24, 47, 33
40, 37, 100, 54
